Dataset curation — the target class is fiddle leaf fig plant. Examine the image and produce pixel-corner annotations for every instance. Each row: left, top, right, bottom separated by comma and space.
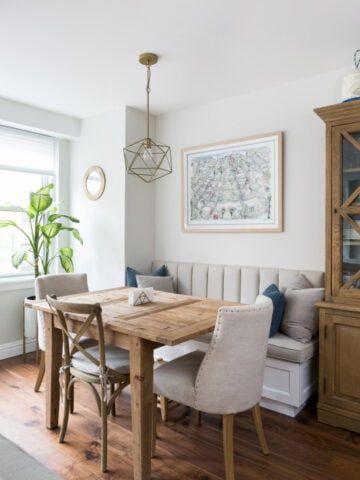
0, 183, 82, 277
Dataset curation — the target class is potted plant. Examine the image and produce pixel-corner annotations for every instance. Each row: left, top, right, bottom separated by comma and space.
0, 183, 82, 348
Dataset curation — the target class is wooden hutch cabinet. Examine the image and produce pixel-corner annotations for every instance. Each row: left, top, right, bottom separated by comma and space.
315, 100, 360, 433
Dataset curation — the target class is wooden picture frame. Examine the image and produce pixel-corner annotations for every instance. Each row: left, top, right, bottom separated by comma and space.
181, 131, 283, 233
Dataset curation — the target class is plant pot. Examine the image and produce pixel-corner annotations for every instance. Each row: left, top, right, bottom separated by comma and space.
24, 295, 37, 342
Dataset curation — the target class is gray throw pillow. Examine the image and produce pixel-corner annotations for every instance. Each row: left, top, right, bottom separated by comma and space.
281, 288, 324, 343
287, 273, 313, 290
136, 275, 174, 293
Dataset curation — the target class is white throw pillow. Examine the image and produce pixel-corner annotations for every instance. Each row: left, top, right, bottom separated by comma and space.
281, 288, 324, 343
136, 275, 174, 293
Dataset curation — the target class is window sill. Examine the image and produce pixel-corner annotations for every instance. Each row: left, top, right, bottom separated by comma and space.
0, 275, 34, 292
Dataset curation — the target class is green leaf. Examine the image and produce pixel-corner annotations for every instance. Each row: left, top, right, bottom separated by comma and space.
11, 250, 28, 268
41, 222, 62, 238
48, 213, 80, 223
36, 184, 54, 195
59, 247, 73, 258
71, 228, 83, 245
27, 205, 36, 218
59, 254, 74, 273
0, 220, 17, 227
30, 192, 52, 213
62, 227, 83, 245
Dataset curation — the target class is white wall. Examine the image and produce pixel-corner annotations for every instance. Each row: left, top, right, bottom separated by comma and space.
154, 68, 347, 272
124, 106, 155, 273
69, 106, 156, 289
69, 109, 126, 290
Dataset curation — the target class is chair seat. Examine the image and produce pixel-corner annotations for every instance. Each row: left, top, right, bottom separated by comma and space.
72, 345, 130, 376
154, 350, 205, 409
76, 336, 98, 349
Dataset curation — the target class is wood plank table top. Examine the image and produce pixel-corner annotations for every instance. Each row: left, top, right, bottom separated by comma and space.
32, 286, 238, 480
32, 287, 237, 345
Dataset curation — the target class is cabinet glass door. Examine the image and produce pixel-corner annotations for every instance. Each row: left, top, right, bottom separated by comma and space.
333, 126, 360, 297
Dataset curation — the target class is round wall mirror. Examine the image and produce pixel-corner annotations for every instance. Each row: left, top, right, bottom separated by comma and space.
83, 166, 106, 200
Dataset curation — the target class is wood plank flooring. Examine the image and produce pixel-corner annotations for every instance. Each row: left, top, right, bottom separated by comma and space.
0, 353, 360, 480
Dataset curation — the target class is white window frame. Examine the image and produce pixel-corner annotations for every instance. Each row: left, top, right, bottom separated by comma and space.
0, 126, 58, 280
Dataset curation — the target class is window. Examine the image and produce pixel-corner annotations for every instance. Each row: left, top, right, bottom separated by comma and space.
0, 125, 57, 278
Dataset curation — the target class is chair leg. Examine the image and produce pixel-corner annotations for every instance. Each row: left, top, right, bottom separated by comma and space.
194, 409, 202, 426
252, 403, 269, 455
100, 393, 108, 472
223, 414, 235, 480
34, 351, 45, 392
69, 380, 75, 414
59, 374, 71, 443
152, 394, 157, 458
110, 383, 116, 417
159, 396, 168, 421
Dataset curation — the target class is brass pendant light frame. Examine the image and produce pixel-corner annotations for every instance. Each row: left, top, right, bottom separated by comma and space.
123, 52, 172, 183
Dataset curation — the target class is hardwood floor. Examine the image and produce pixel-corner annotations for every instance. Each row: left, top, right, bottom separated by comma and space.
0, 354, 360, 480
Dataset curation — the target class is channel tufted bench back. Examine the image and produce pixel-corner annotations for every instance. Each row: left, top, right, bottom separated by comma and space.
151, 260, 324, 305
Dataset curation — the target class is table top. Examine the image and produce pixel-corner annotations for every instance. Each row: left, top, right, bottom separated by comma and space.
32, 287, 237, 346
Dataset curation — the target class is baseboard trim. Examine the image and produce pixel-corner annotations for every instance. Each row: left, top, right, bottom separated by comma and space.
260, 397, 306, 417
0, 339, 36, 360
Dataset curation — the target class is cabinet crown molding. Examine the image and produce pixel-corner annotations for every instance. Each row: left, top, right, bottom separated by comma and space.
314, 100, 360, 125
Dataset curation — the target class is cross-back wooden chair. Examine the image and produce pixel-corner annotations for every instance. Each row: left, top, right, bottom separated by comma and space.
46, 295, 130, 473
34, 273, 94, 394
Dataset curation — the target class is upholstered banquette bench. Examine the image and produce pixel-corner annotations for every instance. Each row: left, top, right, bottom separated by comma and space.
151, 260, 324, 417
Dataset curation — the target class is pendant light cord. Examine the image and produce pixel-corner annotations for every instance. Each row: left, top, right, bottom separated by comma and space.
146, 63, 151, 140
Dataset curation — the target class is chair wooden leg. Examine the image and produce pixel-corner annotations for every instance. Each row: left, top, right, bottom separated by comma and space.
159, 396, 168, 421
152, 394, 157, 458
252, 403, 269, 455
34, 351, 45, 392
59, 374, 71, 443
101, 393, 108, 472
110, 383, 116, 417
223, 414, 235, 480
194, 409, 202, 426
69, 380, 75, 414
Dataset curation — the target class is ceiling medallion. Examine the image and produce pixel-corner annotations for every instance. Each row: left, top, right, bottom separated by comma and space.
123, 53, 172, 183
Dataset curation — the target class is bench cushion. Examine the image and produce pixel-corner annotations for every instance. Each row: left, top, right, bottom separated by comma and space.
267, 332, 318, 363
194, 331, 317, 364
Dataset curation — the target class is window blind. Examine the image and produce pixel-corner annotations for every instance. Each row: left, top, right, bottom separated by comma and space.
0, 125, 56, 173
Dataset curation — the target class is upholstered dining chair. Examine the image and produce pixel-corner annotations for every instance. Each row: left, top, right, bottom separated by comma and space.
46, 295, 130, 473
34, 273, 95, 393
153, 295, 273, 480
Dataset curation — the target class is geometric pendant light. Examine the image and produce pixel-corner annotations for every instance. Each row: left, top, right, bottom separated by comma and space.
123, 53, 172, 183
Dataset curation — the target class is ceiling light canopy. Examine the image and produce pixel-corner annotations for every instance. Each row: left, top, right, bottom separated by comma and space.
123, 53, 172, 183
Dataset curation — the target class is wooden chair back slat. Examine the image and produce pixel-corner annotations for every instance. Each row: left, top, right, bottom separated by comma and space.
46, 295, 106, 371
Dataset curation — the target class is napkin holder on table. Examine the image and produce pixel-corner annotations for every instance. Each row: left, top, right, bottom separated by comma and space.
128, 287, 154, 306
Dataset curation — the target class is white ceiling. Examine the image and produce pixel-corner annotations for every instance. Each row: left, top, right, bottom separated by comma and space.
0, 0, 358, 119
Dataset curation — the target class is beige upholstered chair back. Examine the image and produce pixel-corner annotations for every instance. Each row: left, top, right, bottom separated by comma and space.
195, 295, 273, 414
35, 273, 89, 351
152, 260, 324, 304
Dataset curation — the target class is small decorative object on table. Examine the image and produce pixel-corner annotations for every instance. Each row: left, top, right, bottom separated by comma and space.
129, 287, 154, 306
341, 49, 360, 103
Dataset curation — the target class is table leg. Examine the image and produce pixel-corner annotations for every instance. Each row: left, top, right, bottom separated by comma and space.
45, 312, 62, 429
130, 337, 154, 480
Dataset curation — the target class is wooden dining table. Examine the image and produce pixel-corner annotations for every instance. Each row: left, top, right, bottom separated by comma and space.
32, 286, 236, 480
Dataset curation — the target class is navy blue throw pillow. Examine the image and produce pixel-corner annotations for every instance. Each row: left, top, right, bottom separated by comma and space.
262, 283, 286, 337
126, 265, 168, 287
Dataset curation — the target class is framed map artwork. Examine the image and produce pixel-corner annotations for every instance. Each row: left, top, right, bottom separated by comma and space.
182, 132, 283, 232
